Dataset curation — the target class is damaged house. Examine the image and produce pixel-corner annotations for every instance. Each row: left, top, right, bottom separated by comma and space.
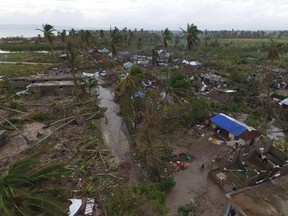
210, 113, 261, 146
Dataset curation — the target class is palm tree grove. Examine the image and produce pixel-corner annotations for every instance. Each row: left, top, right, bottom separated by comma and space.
0, 6, 288, 216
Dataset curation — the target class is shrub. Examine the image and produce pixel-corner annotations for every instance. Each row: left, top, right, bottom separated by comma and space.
159, 176, 176, 194
104, 180, 175, 216
178, 203, 196, 216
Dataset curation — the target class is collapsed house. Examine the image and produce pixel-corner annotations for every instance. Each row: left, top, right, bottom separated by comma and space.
224, 174, 288, 216
201, 72, 227, 86
208, 88, 236, 103
210, 113, 261, 146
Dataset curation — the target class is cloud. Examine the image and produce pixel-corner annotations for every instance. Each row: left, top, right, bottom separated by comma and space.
1, 0, 288, 30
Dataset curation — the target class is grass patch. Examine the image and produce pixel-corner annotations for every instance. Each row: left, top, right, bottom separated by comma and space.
266, 153, 285, 166
26, 112, 51, 122
0, 63, 50, 77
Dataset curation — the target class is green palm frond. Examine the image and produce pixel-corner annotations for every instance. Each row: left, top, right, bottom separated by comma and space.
0, 153, 65, 215
180, 23, 201, 50
117, 66, 144, 93
162, 28, 173, 49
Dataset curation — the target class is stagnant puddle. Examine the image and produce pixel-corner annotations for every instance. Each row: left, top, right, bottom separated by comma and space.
97, 78, 141, 182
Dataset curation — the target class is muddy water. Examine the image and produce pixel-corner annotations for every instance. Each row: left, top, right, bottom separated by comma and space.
97, 79, 141, 182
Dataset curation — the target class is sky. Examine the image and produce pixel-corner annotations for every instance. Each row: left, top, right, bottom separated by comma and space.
1, 0, 288, 31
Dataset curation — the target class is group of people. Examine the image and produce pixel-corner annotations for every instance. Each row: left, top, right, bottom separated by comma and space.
171, 161, 189, 171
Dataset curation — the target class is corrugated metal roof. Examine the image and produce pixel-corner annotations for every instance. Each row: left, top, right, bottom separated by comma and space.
210, 113, 255, 136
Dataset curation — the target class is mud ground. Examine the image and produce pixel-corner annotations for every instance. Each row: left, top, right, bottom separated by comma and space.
166, 129, 230, 215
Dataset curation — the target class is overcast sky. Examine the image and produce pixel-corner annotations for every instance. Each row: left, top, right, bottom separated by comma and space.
1, 0, 288, 31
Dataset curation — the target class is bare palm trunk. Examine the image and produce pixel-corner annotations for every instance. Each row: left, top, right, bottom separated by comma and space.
267, 59, 274, 116
71, 68, 80, 102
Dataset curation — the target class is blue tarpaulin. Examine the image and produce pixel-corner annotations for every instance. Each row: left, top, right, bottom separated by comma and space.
210, 113, 247, 136
134, 91, 145, 98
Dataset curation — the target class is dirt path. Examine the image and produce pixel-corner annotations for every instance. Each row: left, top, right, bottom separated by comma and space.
166, 132, 229, 215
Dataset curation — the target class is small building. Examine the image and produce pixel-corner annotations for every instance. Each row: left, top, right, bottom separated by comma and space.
59, 53, 68, 61
210, 113, 261, 145
123, 61, 134, 70
224, 174, 288, 216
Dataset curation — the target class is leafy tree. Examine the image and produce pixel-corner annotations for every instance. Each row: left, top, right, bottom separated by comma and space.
136, 37, 142, 50
135, 107, 173, 179
36, 23, 56, 51
151, 48, 159, 66
180, 23, 201, 50
178, 203, 196, 216
79, 30, 91, 49
87, 78, 98, 93
104, 180, 173, 216
164, 71, 191, 101
128, 30, 134, 47
263, 39, 283, 113
110, 26, 122, 57
0, 153, 65, 215
161, 28, 173, 49
99, 29, 105, 39
174, 35, 181, 50
116, 65, 144, 93
59, 30, 67, 46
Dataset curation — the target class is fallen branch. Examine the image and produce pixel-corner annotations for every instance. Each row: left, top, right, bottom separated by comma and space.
84, 113, 100, 121
65, 99, 96, 108
20, 103, 46, 106
0, 114, 30, 143
99, 152, 105, 163
272, 109, 287, 131
95, 173, 124, 180
44, 113, 93, 128
0, 106, 27, 114
33, 118, 75, 147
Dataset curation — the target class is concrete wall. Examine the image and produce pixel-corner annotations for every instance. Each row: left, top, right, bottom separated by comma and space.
9, 78, 28, 90
269, 146, 287, 161
29, 84, 85, 96
9, 76, 82, 90
208, 169, 226, 189
280, 163, 288, 176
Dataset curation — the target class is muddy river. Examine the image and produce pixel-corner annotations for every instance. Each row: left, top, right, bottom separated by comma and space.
97, 78, 141, 182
